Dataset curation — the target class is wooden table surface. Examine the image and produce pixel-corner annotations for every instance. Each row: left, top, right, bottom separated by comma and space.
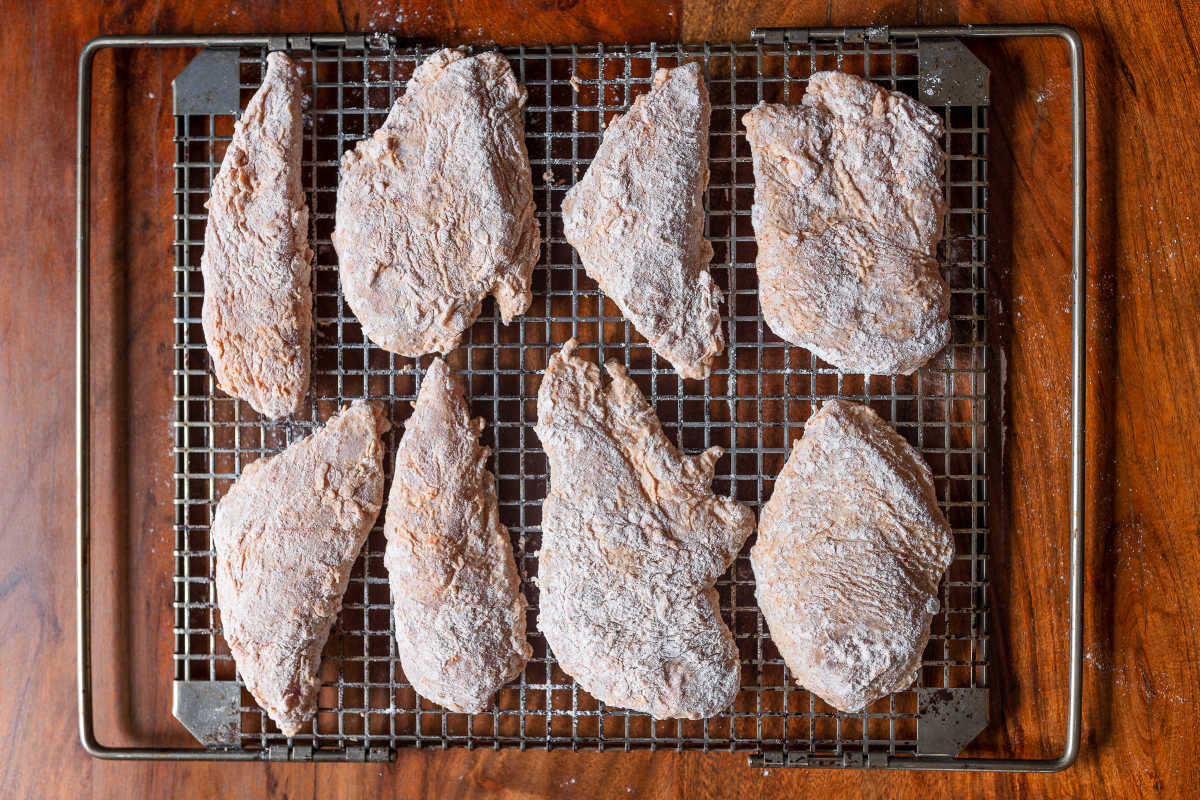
3, 0, 1196, 796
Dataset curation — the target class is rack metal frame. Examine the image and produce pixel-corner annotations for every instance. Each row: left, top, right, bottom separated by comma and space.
76, 25, 1085, 771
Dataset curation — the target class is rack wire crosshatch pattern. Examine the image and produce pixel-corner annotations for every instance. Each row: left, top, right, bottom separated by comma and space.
172, 36, 990, 764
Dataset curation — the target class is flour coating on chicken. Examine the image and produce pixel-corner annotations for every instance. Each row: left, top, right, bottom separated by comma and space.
385, 359, 531, 712
535, 341, 755, 718
201, 52, 313, 418
334, 48, 539, 357
562, 63, 723, 380
744, 72, 948, 374
213, 401, 388, 736
752, 400, 953, 711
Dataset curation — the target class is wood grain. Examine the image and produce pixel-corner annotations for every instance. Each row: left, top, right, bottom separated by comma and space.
2, 0, 1197, 796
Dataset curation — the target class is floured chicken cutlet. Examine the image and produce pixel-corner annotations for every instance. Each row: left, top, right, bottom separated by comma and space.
212, 401, 389, 736
535, 341, 755, 719
201, 51, 313, 419
744, 71, 949, 375
334, 48, 539, 357
562, 63, 724, 380
752, 400, 954, 711
385, 358, 532, 712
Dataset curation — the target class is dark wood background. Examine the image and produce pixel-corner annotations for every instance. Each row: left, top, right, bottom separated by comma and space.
3, 0, 1195, 796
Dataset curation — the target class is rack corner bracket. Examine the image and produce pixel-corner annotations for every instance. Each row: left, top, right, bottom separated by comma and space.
173, 48, 241, 116
916, 687, 989, 757
918, 38, 989, 106
172, 680, 241, 747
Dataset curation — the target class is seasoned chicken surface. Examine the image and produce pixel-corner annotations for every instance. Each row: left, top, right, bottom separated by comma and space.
385, 358, 531, 712
535, 340, 755, 718
201, 52, 313, 418
334, 48, 539, 357
562, 63, 723, 380
752, 400, 954, 711
743, 72, 949, 375
212, 401, 389, 736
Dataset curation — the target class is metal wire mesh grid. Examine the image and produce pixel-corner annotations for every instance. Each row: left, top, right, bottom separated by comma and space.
172, 37, 989, 761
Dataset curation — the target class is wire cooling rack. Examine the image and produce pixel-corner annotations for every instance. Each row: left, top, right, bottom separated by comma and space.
76, 26, 1087, 770
174, 33, 988, 764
